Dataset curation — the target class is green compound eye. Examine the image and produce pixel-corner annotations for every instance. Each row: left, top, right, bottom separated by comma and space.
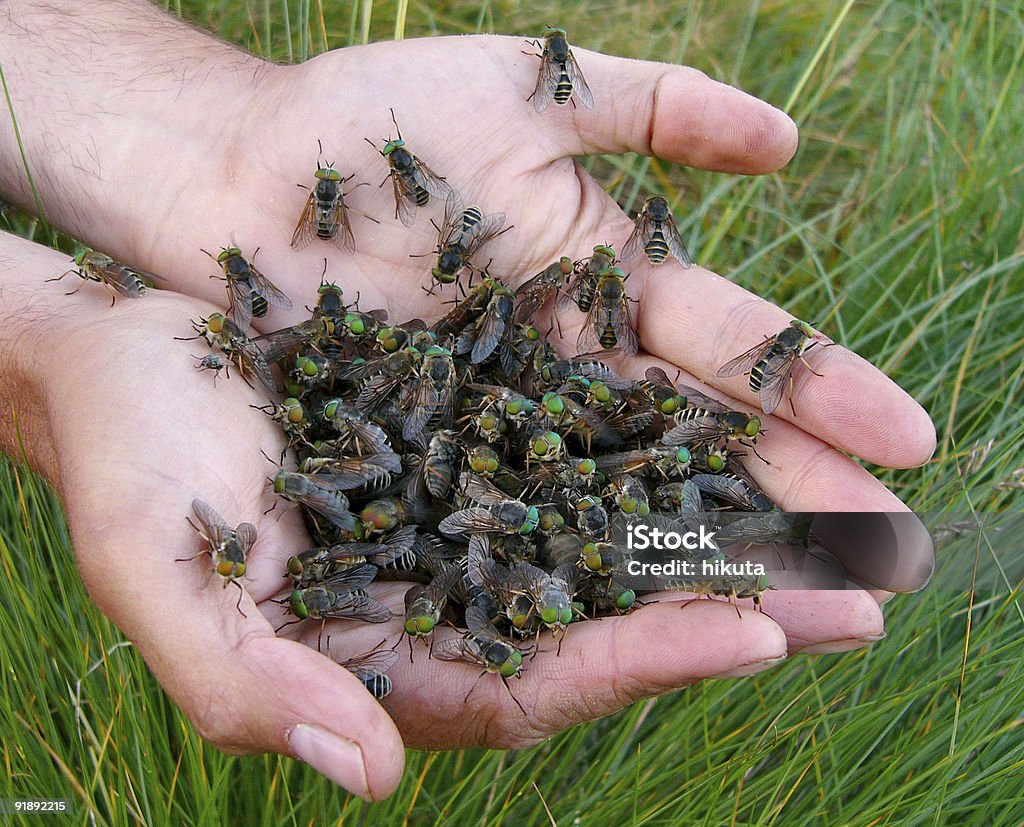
315, 167, 343, 182
296, 357, 319, 377
577, 458, 596, 475
531, 431, 561, 457
538, 508, 564, 532
583, 544, 603, 571
286, 556, 304, 578
590, 382, 611, 403
636, 502, 651, 517
526, 326, 540, 341
745, 417, 762, 438
511, 612, 531, 630
323, 399, 340, 419
615, 590, 636, 610
206, 313, 226, 334
619, 498, 638, 514
559, 607, 574, 625
282, 398, 304, 423
273, 471, 287, 494
289, 591, 309, 619
541, 392, 564, 416
661, 398, 679, 415
409, 616, 434, 635
520, 506, 540, 535
675, 447, 692, 465
541, 607, 558, 625
707, 454, 726, 472
499, 658, 519, 678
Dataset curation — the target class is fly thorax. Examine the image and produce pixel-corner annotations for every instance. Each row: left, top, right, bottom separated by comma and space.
390, 147, 415, 171
315, 179, 341, 202
438, 249, 464, 272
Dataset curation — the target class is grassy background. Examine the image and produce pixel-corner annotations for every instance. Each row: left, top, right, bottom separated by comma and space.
3, 0, 1024, 823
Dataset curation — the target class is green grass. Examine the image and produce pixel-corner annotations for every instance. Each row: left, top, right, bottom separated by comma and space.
4, 0, 1024, 823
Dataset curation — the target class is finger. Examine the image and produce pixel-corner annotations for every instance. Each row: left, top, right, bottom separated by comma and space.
585, 349, 934, 593
627, 263, 937, 468
758, 590, 886, 654
78, 533, 404, 800
536, 178, 935, 470
521, 44, 799, 173
386, 600, 787, 750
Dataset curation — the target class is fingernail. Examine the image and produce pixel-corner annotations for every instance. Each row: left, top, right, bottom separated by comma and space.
710, 654, 787, 679
288, 724, 370, 800
800, 632, 886, 655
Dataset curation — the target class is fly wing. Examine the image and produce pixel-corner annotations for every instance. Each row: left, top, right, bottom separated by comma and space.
575, 297, 608, 355
290, 478, 356, 532
325, 592, 393, 623
716, 338, 775, 379
191, 499, 230, 548
462, 212, 507, 255
437, 190, 466, 246
411, 157, 453, 199
342, 648, 399, 681
246, 264, 293, 311
620, 213, 654, 263
233, 338, 278, 392
438, 507, 507, 539
321, 562, 379, 591
565, 50, 594, 109
93, 261, 146, 297
470, 300, 508, 364
531, 48, 562, 112
291, 191, 318, 250
225, 276, 254, 332
254, 324, 312, 363
400, 377, 440, 442
662, 218, 693, 268
234, 522, 258, 555
753, 350, 796, 415
331, 198, 357, 253
458, 472, 510, 507
516, 261, 563, 322
431, 637, 478, 664
390, 171, 418, 228
661, 413, 724, 447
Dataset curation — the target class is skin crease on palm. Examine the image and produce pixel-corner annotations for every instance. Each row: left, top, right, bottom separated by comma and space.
0, 13, 937, 802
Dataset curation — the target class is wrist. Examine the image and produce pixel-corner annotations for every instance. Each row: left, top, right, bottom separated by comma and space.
0, 1, 276, 275
0, 233, 82, 483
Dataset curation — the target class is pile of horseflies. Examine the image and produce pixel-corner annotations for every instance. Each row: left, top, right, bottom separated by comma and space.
49, 28, 832, 711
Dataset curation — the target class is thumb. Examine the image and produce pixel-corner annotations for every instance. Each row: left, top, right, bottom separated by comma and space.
185, 633, 406, 801
73, 520, 405, 800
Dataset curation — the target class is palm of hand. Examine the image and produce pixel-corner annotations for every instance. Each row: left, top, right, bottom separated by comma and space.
47, 34, 933, 797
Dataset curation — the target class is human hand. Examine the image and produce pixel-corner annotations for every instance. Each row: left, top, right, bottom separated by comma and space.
8, 236, 796, 801
0, 19, 936, 800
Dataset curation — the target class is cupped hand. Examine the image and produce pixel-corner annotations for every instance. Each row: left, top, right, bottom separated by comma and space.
29, 35, 936, 799
36, 287, 790, 800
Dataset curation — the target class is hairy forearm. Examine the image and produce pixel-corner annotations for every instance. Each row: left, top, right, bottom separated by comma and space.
0, 1, 269, 256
